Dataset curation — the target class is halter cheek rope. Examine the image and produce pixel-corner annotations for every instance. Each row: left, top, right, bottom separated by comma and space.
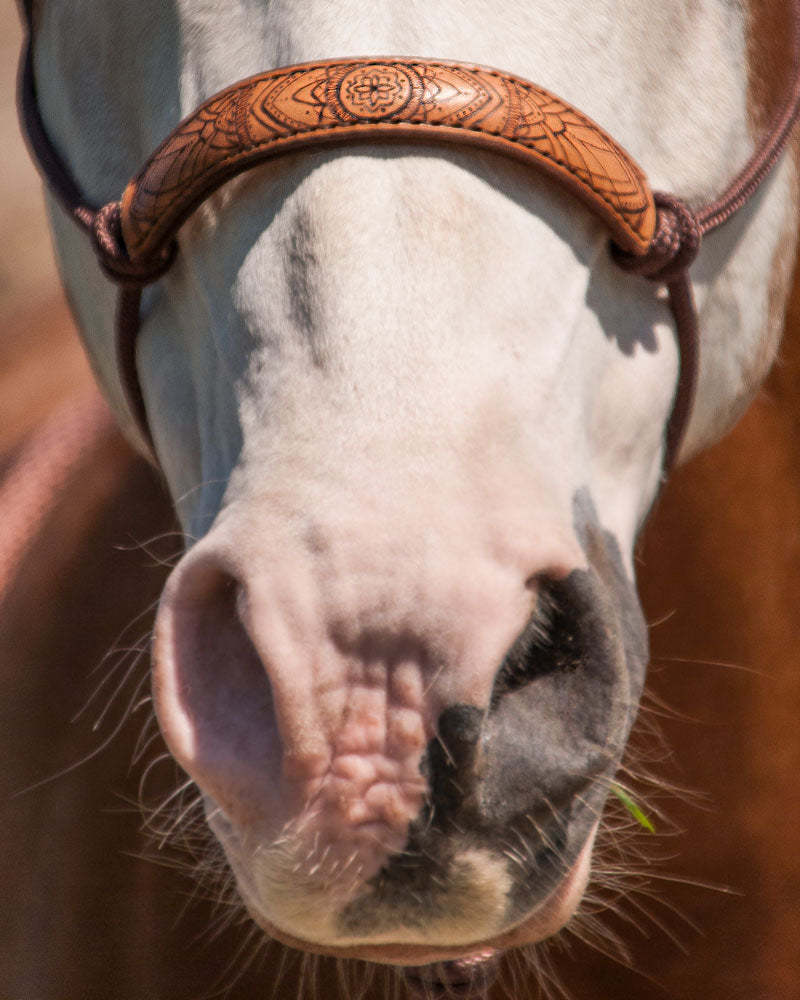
18, 3, 800, 472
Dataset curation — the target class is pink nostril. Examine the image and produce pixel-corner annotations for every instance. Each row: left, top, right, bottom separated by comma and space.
152, 555, 281, 822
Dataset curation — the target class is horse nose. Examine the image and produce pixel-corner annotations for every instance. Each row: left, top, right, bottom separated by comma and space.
150, 537, 589, 813
152, 525, 644, 818
150, 514, 647, 952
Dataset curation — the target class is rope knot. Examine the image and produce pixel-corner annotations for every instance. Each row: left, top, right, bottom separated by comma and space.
613, 192, 701, 285
90, 202, 177, 287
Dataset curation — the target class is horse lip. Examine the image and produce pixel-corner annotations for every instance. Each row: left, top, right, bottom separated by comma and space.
403, 949, 502, 999
248, 823, 597, 966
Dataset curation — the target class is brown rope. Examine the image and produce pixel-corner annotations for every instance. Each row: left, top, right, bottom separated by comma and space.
662, 273, 699, 472
613, 191, 702, 283
699, 0, 800, 234
91, 203, 177, 287
114, 286, 150, 443
17, 7, 94, 236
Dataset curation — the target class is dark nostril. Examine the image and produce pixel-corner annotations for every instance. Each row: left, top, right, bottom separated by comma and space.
491, 572, 606, 703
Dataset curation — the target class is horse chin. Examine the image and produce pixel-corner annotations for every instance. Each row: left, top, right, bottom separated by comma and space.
236, 824, 596, 969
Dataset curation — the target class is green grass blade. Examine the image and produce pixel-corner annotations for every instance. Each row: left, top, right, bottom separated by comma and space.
609, 782, 655, 833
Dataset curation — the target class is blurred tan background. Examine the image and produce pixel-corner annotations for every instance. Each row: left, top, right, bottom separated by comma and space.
0, 6, 58, 317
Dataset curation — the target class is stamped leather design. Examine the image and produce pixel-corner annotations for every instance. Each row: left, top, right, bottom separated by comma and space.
120, 58, 656, 262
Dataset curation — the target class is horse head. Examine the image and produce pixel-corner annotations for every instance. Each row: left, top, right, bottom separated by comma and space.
25, 0, 798, 983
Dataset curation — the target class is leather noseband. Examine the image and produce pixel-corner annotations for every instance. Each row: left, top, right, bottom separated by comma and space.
119, 60, 656, 262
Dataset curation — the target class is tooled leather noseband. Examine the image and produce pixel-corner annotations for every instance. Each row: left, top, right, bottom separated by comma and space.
18, 3, 800, 473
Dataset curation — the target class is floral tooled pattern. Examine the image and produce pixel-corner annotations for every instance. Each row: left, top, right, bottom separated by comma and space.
122, 85, 253, 250
513, 91, 648, 213
121, 60, 655, 261
336, 64, 418, 120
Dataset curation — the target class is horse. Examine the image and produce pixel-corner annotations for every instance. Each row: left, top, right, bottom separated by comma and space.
6, 0, 799, 997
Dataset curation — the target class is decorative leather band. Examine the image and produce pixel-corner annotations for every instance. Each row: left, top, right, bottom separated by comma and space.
120, 58, 656, 263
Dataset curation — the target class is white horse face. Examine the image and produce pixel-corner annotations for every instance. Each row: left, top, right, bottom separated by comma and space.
32, 0, 796, 968
147, 145, 661, 959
